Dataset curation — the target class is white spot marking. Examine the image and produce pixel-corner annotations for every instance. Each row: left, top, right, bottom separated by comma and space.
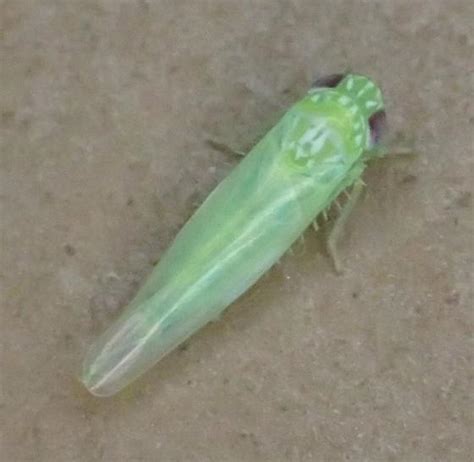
346, 77, 354, 90
311, 132, 329, 153
357, 81, 374, 97
355, 134, 363, 146
300, 128, 317, 145
338, 95, 351, 106
300, 122, 325, 144
366, 128, 371, 148
365, 100, 377, 109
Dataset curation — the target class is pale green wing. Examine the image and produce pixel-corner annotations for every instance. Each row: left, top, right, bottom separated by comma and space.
81, 74, 385, 396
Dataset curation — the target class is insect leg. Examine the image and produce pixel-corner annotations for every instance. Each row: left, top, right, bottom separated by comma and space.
327, 179, 365, 274
205, 139, 247, 157
205, 127, 268, 158
367, 146, 417, 160
365, 131, 417, 161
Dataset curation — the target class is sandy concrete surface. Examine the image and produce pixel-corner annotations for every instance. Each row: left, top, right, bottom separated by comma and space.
1, 1, 473, 461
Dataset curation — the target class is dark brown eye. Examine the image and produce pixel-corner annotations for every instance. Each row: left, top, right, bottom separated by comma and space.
311, 73, 346, 89
368, 110, 387, 145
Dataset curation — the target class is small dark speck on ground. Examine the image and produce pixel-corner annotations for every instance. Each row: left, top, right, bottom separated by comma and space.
444, 292, 460, 306
239, 432, 260, 447
63, 333, 74, 348
64, 244, 76, 256
1, 110, 15, 125
454, 191, 472, 208
178, 342, 189, 352
400, 173, 418, 185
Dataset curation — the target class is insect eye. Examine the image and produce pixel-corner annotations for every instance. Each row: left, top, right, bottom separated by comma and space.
311, 73, 346, 89
368, 110, 387, 145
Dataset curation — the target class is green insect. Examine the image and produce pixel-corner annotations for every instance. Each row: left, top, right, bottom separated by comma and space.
82, 73, 387, 396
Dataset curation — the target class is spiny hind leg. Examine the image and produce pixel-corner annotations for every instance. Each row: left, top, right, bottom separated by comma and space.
327, 179, 365, 274
312, 208, 328, 233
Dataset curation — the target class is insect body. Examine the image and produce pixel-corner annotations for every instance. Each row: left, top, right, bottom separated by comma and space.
82, 74, 386, 396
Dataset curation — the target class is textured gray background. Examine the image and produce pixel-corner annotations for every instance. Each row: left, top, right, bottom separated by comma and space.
1, 1, 473, 461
